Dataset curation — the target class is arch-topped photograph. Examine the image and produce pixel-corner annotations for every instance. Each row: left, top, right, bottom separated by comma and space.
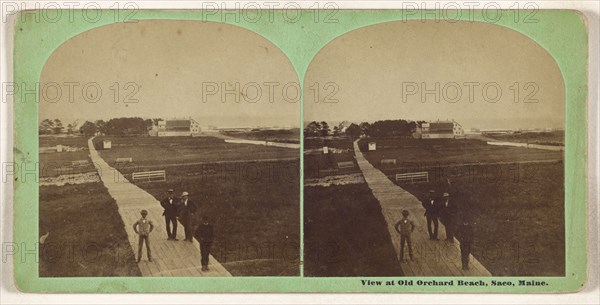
38, 20, 301, 277
303, 20, 566, 277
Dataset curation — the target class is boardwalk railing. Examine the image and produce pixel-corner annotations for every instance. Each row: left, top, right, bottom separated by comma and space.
395, 172, 428, 183
132, 170, 166, 182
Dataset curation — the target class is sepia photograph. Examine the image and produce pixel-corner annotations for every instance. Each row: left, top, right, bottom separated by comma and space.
8, 6, 590, 295
303, 20, 566, 278
37, 20, 300, 277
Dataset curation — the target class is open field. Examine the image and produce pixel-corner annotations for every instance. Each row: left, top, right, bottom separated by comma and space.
93, 136, 298, 168
304, 137, 360, 179
39, 135, 89, 147
359, 138, 563, 166
304, 137, 355, 150
304, 184, 404, 276
39, 182, 141, 277
397, 163, 565, 276
39, 136, 95, 178
361, 137, 565, 276
485, 130, 564, 146
94, 135, 300, 276
220, 128, 300, 144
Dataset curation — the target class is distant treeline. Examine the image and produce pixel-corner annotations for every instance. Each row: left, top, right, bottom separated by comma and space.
304, 119, 422, 139
41, 117, 158, 136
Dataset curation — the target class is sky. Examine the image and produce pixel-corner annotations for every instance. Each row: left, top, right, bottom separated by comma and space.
39, 20, 565, 131
39, 20, 300, 128
303, 21, 565, 131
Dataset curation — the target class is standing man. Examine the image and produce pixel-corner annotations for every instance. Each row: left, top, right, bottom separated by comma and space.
195, 216, 214, 271
440, 192, 458, 242
456, 214, 475, 270
133, 209, 154, 262
160, 189, 179, 241
394, 210, 415, 263
421, 190, 441, 240
179, 191, 197, 242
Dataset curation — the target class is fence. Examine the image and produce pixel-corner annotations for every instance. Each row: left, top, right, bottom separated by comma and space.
337, 161, 355, 169
395, 172, 428, 184
132, 170, 166, 182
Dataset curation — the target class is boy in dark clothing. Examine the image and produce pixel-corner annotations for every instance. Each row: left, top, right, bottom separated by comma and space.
133, 209, 154, 262
394, 210, 416, 262
195, 216, 214, 271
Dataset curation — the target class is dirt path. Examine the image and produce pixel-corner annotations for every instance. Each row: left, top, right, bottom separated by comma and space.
353, 140, 492, 276
88, 137, 231, 277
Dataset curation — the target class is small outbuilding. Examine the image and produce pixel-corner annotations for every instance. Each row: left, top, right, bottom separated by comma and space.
368, 142, 377, 151
103, 140, 112, 149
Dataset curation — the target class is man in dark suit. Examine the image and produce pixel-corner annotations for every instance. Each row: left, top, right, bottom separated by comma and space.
440, 192, 458, 242
456, 214, 475, 270
160, 189, 179, 241
179, 191, 197, 242
422, 190, 442, 240
195, 216, 214, 271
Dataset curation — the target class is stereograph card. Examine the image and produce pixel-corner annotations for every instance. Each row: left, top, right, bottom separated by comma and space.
7, 8, 589, 293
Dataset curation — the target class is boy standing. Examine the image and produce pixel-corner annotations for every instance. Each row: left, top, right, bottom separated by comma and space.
133, 209, 154, 262
195, 216, 214, 271
394, 210, 415, 262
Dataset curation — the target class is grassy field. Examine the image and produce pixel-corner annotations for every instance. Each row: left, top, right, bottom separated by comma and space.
304, 137, 360, 179
361, 137, 565, 276
39, 182, 140, 277
221, 128, 300, 143
360, 138, 563, 166
304, 137, 355, 150
39, 135, 89, 147
93, 136, 298, 168
304, 184, 404, 276
485, 130, 564, 146
95, 135, 300, 276
396, 163, 565, 276
39, 136, 95, 178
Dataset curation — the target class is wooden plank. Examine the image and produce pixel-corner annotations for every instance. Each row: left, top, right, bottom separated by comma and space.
353, 140, 491, 277
87, 137, 231, 277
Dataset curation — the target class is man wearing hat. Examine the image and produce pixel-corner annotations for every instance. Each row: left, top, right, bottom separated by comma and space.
456, 213, 475, 270
179, 191, 198, 242
160, 188, 180, 240
133, 209, 154, 262
440, 192, 458, 242
421, 190, 442, 240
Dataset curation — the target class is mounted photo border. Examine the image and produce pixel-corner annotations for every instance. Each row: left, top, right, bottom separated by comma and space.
10, 8, 588, 293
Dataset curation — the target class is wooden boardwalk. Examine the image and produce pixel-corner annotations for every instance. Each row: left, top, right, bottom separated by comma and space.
88, 138, 231, 277
353, 141, 491, 276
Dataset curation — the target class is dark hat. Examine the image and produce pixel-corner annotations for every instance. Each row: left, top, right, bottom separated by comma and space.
140, 209, 148, 215
402, 210, 410, 216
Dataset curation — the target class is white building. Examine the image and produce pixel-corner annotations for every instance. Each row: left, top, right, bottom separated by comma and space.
415, 120, 464, 139
149, 118, 201, 137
